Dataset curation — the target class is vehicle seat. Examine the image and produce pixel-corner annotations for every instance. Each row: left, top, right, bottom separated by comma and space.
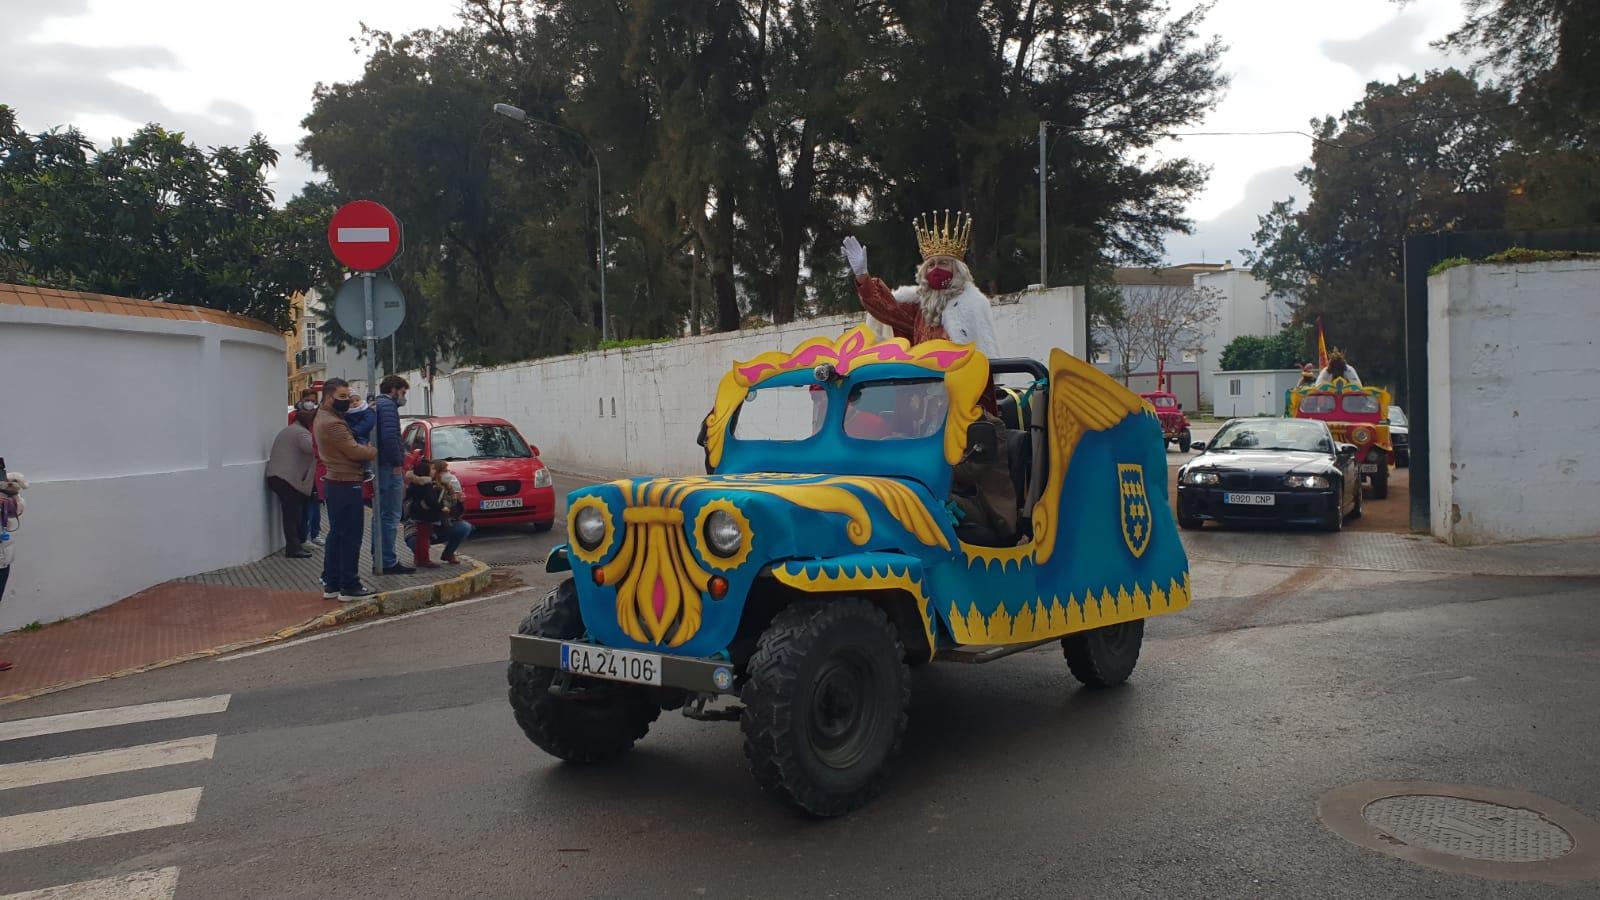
1006, 428, 1032, 539
996, 390, 1021, 430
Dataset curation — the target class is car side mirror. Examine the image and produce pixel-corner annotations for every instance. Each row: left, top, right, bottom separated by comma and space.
966, 421, 1000, 465
1176, 403, 1183, 411
531, 444, 541, 456
1336, 443, 1357, 456
1190, 441, 1206, 452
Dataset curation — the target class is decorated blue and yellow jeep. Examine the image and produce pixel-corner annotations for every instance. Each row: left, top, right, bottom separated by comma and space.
508, 325, 1190, 815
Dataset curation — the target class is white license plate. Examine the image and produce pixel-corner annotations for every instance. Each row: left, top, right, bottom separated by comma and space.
1224, 492, 1275, 506
1359, 464, 1379, 473
480, 497, 524, 510
561, 643, 662, 686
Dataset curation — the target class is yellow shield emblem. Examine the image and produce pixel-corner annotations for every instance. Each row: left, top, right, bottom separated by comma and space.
1117, 463, 1152, 558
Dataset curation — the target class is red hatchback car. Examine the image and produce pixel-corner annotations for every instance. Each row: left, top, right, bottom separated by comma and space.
401, 417, 556, 530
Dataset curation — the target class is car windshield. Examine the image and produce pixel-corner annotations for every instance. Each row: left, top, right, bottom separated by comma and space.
1342, 394, 1380, 414
1210, 419, 1332, 453
1298, 395, 1336, 414
430, 424, 532, 460
1149, 395, 1177, 408
733, 385, 827, 442
844, 378, 948, 440
1387, 406, 1408, 427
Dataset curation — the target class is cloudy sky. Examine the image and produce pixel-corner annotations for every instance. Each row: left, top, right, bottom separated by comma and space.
3, 0, 1469, 266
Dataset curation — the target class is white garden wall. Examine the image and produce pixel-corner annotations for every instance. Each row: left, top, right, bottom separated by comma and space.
407, 286, 1086, 477
0, 299, 286, 631
1427, 259, 1600, 545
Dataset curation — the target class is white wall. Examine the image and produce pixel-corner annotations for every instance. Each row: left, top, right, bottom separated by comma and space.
405, 286, 1085, 476
1212, 369, 1300, 418
0, 304, 285, 630
1428, 259, 1600, 545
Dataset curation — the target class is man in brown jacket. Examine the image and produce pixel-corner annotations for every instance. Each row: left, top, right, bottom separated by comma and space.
315, 379, 379, 601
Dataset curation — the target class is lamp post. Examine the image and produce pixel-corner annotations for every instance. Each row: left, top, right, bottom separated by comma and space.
493, 102, 608, 342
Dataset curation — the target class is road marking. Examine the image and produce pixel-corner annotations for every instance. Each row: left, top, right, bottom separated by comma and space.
0, 788, 202, 854
335, 226, 389, 243
0, 867, 179, 900
0, 736, 217, 792
0, 696, 229, 743
216, 586, 534, 662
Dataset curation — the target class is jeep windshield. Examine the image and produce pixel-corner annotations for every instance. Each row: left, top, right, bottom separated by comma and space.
844, 378, 947, 440
732, 385, 828, 441
431, 424, 532, 460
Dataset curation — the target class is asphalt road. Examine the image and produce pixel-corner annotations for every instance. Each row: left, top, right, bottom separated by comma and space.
3, 475, 1598, 898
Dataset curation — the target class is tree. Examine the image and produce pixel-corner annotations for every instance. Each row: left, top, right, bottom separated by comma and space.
0, 105, 317, 329
1138, 283, 1220, 372
1093, 305, 1148, 385
1245, 70, 1517, 389
1219, 330, 1306, 371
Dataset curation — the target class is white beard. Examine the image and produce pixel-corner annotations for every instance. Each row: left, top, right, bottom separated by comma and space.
913, 261, 973, 327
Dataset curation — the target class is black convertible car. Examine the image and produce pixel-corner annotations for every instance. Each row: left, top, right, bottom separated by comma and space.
1176, 418, 1362, 532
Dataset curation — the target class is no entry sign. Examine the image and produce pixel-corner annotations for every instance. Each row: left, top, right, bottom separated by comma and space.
327, 200, 401, 271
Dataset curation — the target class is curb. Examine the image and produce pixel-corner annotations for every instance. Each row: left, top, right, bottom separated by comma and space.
0, 558, 494, 707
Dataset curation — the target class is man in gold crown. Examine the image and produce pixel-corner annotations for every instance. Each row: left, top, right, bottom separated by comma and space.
841, 211, 999, 359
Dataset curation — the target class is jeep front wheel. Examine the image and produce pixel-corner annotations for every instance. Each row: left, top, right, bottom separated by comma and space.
506, 579, 660, 763
740, 598, 910, 817
1062, 619, 1144, 688
1177, 430, 1192, 453
1370, 468, 1389, 500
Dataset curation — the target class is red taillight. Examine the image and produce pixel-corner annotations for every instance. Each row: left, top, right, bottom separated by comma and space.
592, 569, 606, 586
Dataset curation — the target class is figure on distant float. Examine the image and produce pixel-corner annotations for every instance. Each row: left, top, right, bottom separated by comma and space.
1314, 349, 1362, 387
1298, 363, 1317, 386
841, 211, 999, 360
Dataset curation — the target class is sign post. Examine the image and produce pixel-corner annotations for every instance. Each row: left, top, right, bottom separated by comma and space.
328, 201, 404, 579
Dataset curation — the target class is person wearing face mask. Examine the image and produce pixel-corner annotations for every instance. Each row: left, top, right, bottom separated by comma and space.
373, 375, 413, 575
292, 398, 327, 546
842, 210, 1000, 361
314, 378, 379, 600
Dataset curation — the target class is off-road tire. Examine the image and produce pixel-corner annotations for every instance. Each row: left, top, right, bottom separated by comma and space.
740, 598, 910, 817
1062, 619, 1144, 688
506, 579, 660, 763
1370, 469, 1389, 500
1178, 431, 1192, 453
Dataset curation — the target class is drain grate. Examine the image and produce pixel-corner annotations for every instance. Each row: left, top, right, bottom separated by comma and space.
1362, 795, 1574, 862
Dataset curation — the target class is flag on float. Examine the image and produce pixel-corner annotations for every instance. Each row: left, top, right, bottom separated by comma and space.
1316, 317, 1329, 369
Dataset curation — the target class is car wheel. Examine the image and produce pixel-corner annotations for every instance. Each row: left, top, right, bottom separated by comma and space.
1178, 431, 1192, 453
1348, 480, 1363, 520
506, 579, 660, 763
1062, 619, 1144, 688
1396, 450, 1409, 468
1370, 469, 1389, 500
1321, 497, 1345, 532
1177, 506, 1202, 530
741, 597, 909, 817
532, 520, 554, 533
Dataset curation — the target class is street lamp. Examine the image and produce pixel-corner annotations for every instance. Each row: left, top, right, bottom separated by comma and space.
493, 102, 608, 342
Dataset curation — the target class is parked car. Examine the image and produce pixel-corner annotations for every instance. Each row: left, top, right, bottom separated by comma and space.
1176, 417, 1362, 532
1386, 405, 1409, 467
401, 416, 555, 530
1140, 390, 1192, 452
507, 325, 1191, 816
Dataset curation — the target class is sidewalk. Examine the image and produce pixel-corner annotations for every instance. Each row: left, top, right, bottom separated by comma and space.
0, 510, 491, 704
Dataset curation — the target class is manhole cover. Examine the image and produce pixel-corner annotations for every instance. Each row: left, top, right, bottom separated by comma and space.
1361, 795, 1573, 862
1319, 781, 1600, 881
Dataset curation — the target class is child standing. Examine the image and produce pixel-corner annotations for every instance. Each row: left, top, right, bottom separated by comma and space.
0, 471, 27, 673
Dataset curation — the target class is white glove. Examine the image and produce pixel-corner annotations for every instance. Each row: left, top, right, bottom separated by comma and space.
841, 236, 869, 277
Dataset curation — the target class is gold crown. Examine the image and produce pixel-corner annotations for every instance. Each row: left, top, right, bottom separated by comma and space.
913, 209, 972, 260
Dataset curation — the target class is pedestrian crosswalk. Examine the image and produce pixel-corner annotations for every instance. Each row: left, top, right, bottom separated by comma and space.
0, 695, 229, 899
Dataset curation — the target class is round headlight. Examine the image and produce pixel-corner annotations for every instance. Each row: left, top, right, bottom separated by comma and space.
1351, 426, 1373, 444
574, 506, 606, 550
704, 509, 744, 557
1186, 470, 1220, 486
1285, 474, 1330, 489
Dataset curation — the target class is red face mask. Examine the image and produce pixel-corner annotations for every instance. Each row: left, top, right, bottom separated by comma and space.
925, 266, 953, 290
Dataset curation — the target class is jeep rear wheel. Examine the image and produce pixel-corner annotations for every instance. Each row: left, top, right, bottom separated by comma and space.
1062, 619, 1144, 688
741, 598, 909, 817
506, 578, 660, 763
1178, 430, 1192, 453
